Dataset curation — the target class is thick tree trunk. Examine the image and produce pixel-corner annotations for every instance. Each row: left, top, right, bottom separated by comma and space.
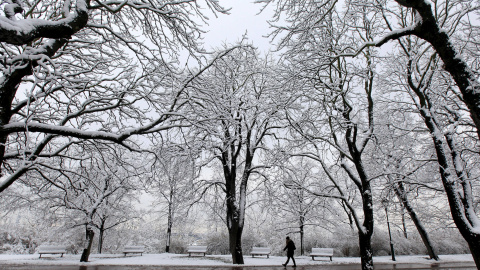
359, 185, 374, 270
468, 239, 480, 269
80, 226, 95, 262
359, 231, 373, 270
395, 184, 438, 260
442, 177, 480, 269
165, 226, 171, 253
225, 178, 245, 265
227, 223, 244, 264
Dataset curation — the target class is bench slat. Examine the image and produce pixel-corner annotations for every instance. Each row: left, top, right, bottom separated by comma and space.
187, 246, 207, 256
251, 247, 271, 258
122, 245, 145, 256
310, 248, 334, 261
38, 246, 67, 258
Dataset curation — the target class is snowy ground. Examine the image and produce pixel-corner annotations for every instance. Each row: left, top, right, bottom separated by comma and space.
0, 253, 473, 267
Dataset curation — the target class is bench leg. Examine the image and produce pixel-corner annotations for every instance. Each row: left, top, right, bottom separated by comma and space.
311, 256, 315, 260
267, 255, 269, 259
39, 254, 42, 258
330, 256, 332, 261
61, 253, 64, 257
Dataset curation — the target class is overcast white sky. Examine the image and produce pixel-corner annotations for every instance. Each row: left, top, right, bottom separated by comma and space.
202, 1, 276, 53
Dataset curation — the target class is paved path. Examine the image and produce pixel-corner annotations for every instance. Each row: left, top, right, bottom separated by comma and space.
0, 262, 476, 270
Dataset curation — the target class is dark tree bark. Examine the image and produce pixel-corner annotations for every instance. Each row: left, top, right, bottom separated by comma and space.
222, 146, 252, 264
80, 225, 95, 262
227, 214, 244, 264
299, 216, 305, 256
98, 220, 105, 254
342, 58, 375, 270
220, 121, 259, 264
359, 230, 374, 270
357, 173, 374, 270
394, 183, 439, 260
165, 192, 174, 253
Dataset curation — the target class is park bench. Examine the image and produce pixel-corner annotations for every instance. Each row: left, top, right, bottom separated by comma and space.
187, 245, 207, 256
122, 245, 145, 256
38, 245, 67, 258
250, 247, 271, 258
310, 247, 334, 261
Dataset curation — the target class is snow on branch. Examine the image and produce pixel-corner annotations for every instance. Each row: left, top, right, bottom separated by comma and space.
0, 120, 189, 143
334, 25, 417, 59
0, 0, 88, 45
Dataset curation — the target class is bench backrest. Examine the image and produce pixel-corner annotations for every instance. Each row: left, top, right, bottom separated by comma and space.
311, 248, 334, 255
123, 245, 145, 251
251, 247, 271, 253
38, 246, 67, 252
187, 245, 207, 252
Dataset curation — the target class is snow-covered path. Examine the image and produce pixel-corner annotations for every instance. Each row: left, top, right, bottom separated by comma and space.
0, 253, 475, 269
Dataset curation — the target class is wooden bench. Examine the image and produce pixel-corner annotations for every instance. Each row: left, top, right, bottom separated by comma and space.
310, 248, 334, 261
122, 245, 145, 256
250, 247, 271, 258
38, 245, 67, 258
187, 245, 207, 256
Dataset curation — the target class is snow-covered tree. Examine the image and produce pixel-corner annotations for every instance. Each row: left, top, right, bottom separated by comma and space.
147, 139, 198, 253
263, 0, 480, 268
386, 28, 480, 267
0, 0, 227, 193
23, 142, 142, 261
183, 46, 289, 264
267, 157, 327, 256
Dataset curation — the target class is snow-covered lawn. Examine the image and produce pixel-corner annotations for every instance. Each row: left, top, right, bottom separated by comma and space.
0, 253, 473, 267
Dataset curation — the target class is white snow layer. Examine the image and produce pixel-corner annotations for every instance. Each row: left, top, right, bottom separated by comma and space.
0, 253, 473, 267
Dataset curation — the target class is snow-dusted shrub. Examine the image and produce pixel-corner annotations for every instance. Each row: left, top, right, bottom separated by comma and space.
206, 232, 229, 255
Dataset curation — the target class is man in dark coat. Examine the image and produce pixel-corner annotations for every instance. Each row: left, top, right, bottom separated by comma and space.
282, 236, 296, 267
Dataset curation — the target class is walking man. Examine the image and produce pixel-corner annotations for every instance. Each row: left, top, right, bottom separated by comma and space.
282, 236, 296, 267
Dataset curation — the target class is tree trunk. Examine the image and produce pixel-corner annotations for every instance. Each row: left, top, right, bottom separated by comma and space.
97, 229, 104, 254
97, 219, 105, 254
442, 176, 480, 269
299, 217, 305, 256
80, 226, 95, 262
165, 226, 171, 253
394, 183, 438, 260
166, 199, 173, 253
468, 239, 480, 269
359, 231, 373, 270
227, 218, 244, 264
400, 204, 408, 239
